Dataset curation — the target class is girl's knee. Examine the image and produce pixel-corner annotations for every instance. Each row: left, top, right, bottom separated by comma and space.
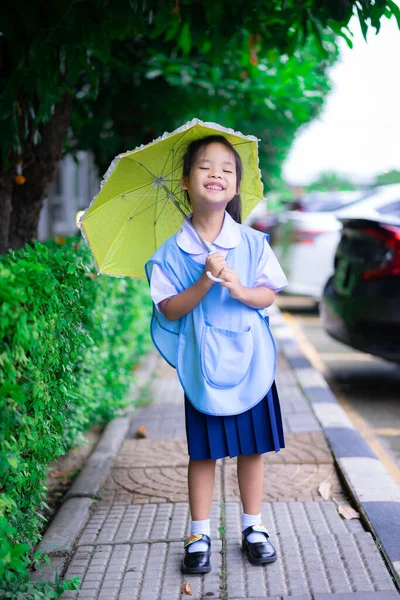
238, 453, 262, 461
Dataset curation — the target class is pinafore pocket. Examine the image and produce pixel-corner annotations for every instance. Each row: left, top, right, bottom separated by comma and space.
201, 325, 253, 389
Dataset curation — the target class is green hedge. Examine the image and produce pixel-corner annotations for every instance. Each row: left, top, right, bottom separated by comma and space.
0, 237, 152, 590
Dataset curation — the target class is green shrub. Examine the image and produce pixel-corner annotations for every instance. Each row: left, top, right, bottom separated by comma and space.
0, 237, 152, 588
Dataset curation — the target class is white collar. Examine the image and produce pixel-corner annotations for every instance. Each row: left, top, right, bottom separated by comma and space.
177, 211, 241, 255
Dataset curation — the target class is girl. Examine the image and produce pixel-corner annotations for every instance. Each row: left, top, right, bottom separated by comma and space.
145, 134, 288, 574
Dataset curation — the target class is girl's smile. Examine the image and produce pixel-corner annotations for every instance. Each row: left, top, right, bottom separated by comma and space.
181, 142, 238, 210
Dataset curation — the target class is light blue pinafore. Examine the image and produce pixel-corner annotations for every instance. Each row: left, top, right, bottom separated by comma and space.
145, 226, 277, 417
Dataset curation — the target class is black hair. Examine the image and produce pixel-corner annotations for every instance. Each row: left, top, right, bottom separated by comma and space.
181, 134, 242, 223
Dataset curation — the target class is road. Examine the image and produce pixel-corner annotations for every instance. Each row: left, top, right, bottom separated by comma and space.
276, 294, 400, 485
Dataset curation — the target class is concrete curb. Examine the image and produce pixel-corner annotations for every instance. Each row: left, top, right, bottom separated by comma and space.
269, 305, 400, 586
31, 350, 158, 582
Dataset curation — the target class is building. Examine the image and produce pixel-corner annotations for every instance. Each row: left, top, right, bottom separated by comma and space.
38, 152, 99, 240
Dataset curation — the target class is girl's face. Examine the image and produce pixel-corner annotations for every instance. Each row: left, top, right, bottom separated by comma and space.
181, 142, 238, 212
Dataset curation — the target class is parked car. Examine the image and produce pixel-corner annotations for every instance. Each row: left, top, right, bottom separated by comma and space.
246, 199, 280, 245
272, 185, 400, 300
320, 211, 400, 362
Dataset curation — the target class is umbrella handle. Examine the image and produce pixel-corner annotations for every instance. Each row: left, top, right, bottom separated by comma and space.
206, 271, 225, 283
206, 250, 225, 283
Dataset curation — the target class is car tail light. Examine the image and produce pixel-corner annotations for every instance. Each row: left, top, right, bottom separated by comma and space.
290, 229, 329, 244
252, 219, 266, 232
362, 225, 400, 279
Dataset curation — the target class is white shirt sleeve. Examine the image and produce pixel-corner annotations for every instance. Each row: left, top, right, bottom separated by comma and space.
254, 239, 288, 292
150, 263, 178, 311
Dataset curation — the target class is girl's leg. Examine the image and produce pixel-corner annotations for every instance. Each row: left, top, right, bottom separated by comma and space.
183, 458, 216, 564
188, 458, 217, 520
237, 454, 277, 566
237, 453, 271, 546
237, 454, 263, 514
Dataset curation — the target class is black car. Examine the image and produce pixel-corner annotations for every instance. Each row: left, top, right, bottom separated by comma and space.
321, 216, 400, 362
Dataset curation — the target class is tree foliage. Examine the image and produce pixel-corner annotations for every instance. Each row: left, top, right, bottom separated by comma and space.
2, 1, 399, 165
374, 169, 400, 186
306, 170, 357, 191
70, 33, 338, 189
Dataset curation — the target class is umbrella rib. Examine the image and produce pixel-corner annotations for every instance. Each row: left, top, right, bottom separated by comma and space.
99, 192, 169, 269
153, 195, 170, 249
83, 180, 162, 220
158, 126, 195, 181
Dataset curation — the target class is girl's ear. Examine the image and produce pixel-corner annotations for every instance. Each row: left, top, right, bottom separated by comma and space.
180, 176, 188, 190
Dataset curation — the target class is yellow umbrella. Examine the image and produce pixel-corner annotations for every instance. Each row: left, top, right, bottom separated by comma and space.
79, 118, 263, 279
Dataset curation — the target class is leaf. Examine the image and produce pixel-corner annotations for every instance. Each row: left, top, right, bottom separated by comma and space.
178, 22, 192, 55
181, 581, 192, 595
145, 70, 163, 80
318, 481, 332, 501
135, 426, 148, 439
49, 469, 76, 478
6, 456, 19, 469
387, 0, 400, 29
338, 505, 360, 520
356, 6, 368, 41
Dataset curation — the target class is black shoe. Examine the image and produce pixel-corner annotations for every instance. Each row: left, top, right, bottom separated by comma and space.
181, 533, 212, 574
242, 524, 277, 565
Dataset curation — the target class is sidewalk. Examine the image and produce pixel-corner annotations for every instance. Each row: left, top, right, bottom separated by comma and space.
33, 309, 399, 599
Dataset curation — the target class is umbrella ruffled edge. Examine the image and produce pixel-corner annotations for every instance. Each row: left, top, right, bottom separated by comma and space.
101, 118, 260, 191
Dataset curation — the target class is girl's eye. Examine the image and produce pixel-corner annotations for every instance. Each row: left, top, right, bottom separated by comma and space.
199, 167, 209, 170
223, 170, 233, 173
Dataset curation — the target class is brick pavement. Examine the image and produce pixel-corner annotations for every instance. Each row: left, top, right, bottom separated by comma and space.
60, 351, 399, 599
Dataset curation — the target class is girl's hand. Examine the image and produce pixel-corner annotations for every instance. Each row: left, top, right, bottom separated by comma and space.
219, 268, 245, 300
203, 252, 227, 283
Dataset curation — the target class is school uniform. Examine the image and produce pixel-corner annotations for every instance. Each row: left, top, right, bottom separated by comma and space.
146, 211, 288, 461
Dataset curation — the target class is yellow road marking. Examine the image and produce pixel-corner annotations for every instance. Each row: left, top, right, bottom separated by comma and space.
320, 352, 376, 362
282, 312, 400, 486
375, 428, 400, 437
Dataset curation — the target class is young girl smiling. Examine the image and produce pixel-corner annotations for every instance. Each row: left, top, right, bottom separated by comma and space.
146, 134, 287, 574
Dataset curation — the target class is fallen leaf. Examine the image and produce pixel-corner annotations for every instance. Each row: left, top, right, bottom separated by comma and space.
181, 581, 192, 596
50, 469, 76, 478
338, 504, 360, 520
135, 426, 148, 439
318, 481, 332, 501
86, 273, 99, 279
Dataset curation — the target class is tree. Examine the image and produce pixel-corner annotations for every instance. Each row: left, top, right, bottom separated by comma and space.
306, 171, 357, 191
1, 0, 399, 254
374, 169, 400, 186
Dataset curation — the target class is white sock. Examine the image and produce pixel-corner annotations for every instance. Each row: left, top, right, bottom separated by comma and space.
242, 512, 266, 543
187, 519, 210, 553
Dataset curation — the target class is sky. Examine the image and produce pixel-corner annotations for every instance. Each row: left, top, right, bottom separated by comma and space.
282, 15, 400, 185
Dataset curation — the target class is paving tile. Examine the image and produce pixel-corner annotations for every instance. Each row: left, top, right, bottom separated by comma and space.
101, 464, 221, 503
128, 402, 186, 439
224, 462, 348, 502
313, 592, 400, 599
283, 412, 322, 433
115, 438, 188, 468
224, 501, 397, 598
64, 539, 222, 600
263, 432, 333, 465
76, 502, 221, 546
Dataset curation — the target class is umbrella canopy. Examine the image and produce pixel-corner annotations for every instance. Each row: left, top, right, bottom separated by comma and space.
79, 118, 263, 279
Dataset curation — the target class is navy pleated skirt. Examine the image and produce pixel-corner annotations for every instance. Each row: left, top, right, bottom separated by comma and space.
185, 381, 285, 460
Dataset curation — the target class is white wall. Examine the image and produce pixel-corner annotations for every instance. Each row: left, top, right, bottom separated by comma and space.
38, 152, 99, 240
